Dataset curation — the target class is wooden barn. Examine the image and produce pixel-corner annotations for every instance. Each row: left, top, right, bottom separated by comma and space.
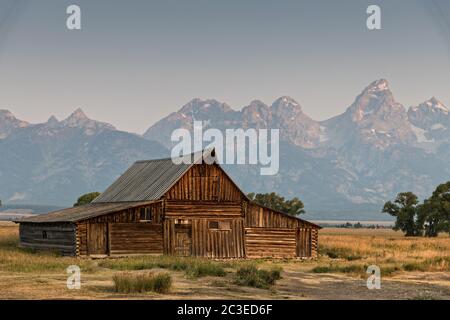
15, 150, 320, 259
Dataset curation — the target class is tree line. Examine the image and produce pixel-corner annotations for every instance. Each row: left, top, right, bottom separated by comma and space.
247, 192, 305, 216
383, 181, 450, 237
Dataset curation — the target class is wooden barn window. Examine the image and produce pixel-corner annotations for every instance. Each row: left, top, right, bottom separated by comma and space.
209, 221, 230, 231
139, 207, 153, 222
175, 219, 190, 225
208, 221, 219, 229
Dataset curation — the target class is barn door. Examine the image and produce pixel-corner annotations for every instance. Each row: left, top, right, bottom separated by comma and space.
296, 228, 312, 258
174, 224, 192, 256
88, 223, 108, 255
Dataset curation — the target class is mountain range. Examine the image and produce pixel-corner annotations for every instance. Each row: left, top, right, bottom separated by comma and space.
1, 79, 450, 220
0, 108, 167, 206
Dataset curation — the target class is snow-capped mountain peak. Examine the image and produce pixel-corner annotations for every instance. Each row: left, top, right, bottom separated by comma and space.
408, 98, 450, 146
58, 108, 115, 133
346, 79, 401, 122
179, 98, 234, 115
364, 79, 390, 93
424, 97, 449, 113
271, 96, 301, 110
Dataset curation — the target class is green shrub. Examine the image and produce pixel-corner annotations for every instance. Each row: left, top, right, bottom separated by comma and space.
112, 272, 172, 294
188, 261, 226, 278
311, 264, 364, 274
381, 265, 401, 276
311, 266, 332, 273
235, 265, 282, 288
263, 266, 282, 285
402, 262, 425, 272
151, 273, 172, 293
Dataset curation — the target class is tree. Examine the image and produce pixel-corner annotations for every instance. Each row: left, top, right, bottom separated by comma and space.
74, 192, 101, 207
247, 192, 305, 216
418, 182, 450, 237
382, 192, 422, 236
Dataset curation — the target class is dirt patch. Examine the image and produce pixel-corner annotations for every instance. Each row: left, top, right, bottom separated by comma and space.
0, 267, 448, 300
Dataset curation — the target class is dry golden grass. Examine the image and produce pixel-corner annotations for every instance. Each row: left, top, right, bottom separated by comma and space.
316, 228, 450, 275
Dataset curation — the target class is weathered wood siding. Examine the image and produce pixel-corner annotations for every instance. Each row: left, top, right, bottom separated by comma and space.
245, 203, 300, 228
245, 202, 319, 258
245, 227, 296, 258
19, 223, 76, 256
297, 227, 311, 258
165, 163, 242, 202
310, 229, 318, 258
76, 222, 88, 256
76, 202, 163, 257
163, 218, 245, 258
88, 223, 108, 255
165, 202, 242, 218
191, 219, 245, 258
109, 223, 163, 255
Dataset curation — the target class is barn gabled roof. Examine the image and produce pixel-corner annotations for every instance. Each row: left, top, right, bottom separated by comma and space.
92, 149, 214, 203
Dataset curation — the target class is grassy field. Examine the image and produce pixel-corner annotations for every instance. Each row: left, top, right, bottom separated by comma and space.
0, 222, 449, 300
316, 228, 450, 275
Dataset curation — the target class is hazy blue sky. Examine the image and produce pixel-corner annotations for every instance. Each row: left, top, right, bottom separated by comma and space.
0, 0, 450, 133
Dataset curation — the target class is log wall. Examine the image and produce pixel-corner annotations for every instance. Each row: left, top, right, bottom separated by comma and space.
76, 202, 163, 256
109, 223, 163, 255
19, 223, 76, 256
311, 229, 319, 258
245, 227, 296, 258
165, 202, 242, 218
245, 202, 319, 258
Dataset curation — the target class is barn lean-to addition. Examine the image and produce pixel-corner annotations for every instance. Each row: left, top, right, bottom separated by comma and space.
15, 150, 320, 259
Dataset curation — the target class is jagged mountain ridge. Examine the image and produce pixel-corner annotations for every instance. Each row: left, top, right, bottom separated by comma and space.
143, 80, 450, 216
0, 109, 168, 205
0, 109, 30, 139
144, 95, 323, 149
